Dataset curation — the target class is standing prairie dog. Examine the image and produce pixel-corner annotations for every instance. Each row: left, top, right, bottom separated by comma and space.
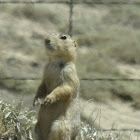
33, 33, 80, 140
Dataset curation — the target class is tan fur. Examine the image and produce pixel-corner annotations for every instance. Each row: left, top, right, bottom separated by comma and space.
33, 33, 80, 140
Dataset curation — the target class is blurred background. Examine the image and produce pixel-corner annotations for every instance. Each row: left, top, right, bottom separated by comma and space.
0, 0, 140, 139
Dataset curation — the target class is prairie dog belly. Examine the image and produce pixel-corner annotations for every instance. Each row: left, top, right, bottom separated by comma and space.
43, 62, 63, 90
38, 101, 67, 139
39, 102, 66, 123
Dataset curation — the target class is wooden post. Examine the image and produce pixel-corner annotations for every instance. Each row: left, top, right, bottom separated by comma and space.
68, 0, 73, 37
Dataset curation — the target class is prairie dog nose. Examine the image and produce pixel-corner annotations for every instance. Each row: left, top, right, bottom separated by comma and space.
45, 38, 50, 45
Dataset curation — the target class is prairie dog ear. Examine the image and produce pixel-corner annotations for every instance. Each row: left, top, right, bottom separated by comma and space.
73, 40, 78, 49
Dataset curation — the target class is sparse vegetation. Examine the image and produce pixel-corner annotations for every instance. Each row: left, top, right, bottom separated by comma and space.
0, 98, 36, 139
78, 122, 126, 140
0, 98, 131, 140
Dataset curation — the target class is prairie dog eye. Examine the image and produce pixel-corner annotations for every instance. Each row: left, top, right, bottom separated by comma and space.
60, 35, 67, 40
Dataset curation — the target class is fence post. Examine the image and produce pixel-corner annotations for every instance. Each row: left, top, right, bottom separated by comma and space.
68, 0, 73, 37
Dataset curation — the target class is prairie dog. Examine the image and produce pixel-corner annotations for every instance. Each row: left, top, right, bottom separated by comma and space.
33, 33, 80, 140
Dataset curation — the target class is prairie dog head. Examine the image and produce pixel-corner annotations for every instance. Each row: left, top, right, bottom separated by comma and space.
44, 33, 78, 62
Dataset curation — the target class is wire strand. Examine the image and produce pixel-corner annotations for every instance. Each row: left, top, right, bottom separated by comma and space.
0, 77, 140, 81
0, 1, 140, 4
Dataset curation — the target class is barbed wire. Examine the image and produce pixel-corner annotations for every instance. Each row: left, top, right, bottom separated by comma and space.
0, 1, 69, 4
0, 77, 140, 81
0, 1, 140, 5
96, 128, 140, 132
80, 78, 140, 81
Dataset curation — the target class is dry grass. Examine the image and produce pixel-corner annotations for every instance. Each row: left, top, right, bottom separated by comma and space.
0, 3, 140, 140
0, 4, 140, 106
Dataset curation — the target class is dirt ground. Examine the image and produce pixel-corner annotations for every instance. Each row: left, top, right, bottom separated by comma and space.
81, 99, 140, 140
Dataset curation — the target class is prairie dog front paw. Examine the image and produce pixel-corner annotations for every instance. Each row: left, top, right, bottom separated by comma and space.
43, 94, 57, 104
